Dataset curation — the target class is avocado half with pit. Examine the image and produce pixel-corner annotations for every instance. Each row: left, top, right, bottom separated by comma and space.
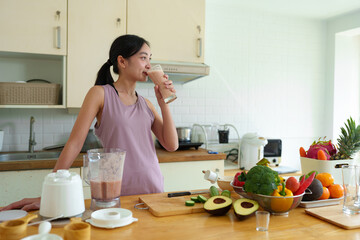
204, 196, 232, 215
233, 198, 259, 220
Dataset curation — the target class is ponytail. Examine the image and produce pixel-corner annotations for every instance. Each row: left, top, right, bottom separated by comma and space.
94, 34, 149, 86
95, 60, 113, 86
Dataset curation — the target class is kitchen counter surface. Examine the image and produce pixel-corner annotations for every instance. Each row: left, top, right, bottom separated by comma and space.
0, 148, 226, 171
21, 193, 360, 240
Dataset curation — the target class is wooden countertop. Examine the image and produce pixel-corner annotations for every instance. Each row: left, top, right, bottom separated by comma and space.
0, 148, 226, 171
20, 194, 360, 240
156, 148, 226, 163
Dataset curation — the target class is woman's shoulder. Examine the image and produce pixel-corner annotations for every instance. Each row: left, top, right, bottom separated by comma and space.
89, 85, 105, 94
143, 97, 155, 109
83, 85, 105, 102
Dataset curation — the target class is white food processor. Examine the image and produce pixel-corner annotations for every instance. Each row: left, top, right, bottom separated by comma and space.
83, 148, 126, 210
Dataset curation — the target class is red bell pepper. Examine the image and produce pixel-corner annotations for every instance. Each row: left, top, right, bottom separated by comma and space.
294, 171, 316, 195
233, 172, 246, 187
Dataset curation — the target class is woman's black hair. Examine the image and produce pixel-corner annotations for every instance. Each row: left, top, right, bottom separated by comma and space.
95, 34, 150, 86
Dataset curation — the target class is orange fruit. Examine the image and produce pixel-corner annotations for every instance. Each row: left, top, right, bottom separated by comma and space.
316, 172, 334, 187
328, 184, 344, 198
318, 186, 330, 200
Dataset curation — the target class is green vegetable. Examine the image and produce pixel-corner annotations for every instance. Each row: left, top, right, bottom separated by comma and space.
210, 186, 219, 196
197, 195, 207, 203
185, 200, 195, 206
243, 165, 281, 195
221, 190, 231, 198
191, 196, 200, 203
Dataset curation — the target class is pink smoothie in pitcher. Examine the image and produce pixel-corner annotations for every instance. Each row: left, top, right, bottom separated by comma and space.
90, 180, 122, 201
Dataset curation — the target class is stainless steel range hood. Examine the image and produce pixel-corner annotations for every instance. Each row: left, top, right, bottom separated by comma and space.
150, 61, 210, 83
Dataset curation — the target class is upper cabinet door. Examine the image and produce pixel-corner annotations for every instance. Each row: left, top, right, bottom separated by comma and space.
0, 0, 67, 55
127, 0, 205, 63
67, 0, 127, 108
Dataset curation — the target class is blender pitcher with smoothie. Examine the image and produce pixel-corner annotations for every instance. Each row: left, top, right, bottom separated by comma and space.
83, 148, 126, 210
147, 64, 177, 104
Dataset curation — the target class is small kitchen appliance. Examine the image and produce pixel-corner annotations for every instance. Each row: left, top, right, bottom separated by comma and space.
83, 148, 126, 210
39, 170, 85, 218
264, 139, 282, 167
239, 133, 268, 170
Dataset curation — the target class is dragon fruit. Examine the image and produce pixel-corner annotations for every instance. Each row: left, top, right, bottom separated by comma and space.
307, 141, 336, 160
311, 138, 337, 156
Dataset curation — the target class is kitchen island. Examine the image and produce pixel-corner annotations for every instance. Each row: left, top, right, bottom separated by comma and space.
21, 193, 360, 240
0, 148, 227, 206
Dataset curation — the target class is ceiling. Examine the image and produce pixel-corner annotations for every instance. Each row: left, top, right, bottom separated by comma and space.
232, 0, 360, 19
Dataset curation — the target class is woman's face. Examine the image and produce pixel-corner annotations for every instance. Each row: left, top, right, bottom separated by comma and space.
124, 43, 152, 82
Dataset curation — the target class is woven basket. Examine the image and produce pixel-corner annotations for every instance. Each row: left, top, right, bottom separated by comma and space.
0, 82, 60, 105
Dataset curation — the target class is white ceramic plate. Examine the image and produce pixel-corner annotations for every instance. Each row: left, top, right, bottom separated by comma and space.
299, 197, 343, 208
0, 210, 27, 222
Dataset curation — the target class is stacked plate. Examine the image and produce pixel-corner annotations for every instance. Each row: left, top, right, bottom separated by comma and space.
86, 208, 138, 229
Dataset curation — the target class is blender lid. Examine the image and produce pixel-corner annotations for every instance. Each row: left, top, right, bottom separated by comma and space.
242, 133, 268, 146
44, 170, 80, 184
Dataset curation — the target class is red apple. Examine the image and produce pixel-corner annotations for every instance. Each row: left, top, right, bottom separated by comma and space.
286, 177, 300, 193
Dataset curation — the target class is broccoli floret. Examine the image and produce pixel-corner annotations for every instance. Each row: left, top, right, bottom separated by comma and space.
243, 165, 280, 195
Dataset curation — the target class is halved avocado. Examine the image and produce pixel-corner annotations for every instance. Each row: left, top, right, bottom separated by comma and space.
204, 196, 232, 215
233, 198, 259, 220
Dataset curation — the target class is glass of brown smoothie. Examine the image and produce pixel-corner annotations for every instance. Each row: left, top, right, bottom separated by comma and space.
147, 64, 177, 104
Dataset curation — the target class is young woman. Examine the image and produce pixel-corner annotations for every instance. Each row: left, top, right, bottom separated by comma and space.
2, 34, 178, 211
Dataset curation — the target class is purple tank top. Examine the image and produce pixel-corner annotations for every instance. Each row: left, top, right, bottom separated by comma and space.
95, 84, 164, 196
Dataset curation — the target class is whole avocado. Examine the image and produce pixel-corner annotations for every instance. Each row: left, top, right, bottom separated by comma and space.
243, 165, 281, 195
302, 178, 323, 201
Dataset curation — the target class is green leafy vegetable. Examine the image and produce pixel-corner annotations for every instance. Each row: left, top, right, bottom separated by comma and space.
243, 165, 280, 196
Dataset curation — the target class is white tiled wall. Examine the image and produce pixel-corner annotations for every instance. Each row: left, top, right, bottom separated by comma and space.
1, 1, 359, 170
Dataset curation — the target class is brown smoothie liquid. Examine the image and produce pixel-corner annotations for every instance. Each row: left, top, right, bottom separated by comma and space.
90, 180, 122, 201
147, 69, 176, 103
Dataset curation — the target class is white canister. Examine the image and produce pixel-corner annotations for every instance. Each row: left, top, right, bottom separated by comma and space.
40, 170, 85, 218
240, 133, 268, 170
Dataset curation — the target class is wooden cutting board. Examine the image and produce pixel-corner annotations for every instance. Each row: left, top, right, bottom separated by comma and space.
138, 192, 211, 217
305, 205, 360, 229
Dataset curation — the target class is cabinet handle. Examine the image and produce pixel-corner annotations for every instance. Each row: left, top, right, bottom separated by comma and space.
56, 10, 61, 20
197, 38, 202, 58
56, 26, 61, 49
116, 18, 121, 27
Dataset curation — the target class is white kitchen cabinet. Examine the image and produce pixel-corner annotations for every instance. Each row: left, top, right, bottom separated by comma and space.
0, 0, 67, 55
0, 168, 81, 207
159, 160, 224, 192
127, 0, 205, 63
66, 0, 127, 109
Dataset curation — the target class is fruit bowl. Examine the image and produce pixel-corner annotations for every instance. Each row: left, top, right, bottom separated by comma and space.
230, 181, 305, 215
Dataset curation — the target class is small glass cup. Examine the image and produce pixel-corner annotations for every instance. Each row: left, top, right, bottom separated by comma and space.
256, 211, 270, 231
147, 64, 177, 104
